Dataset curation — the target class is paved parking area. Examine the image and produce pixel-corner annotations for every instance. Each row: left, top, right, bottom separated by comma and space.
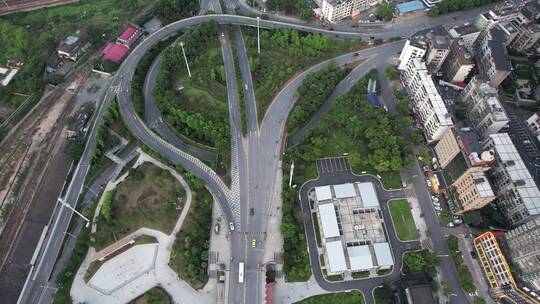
316, 157, 351, 175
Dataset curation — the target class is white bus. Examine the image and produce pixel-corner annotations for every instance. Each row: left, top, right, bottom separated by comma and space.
238, 262, 245, 283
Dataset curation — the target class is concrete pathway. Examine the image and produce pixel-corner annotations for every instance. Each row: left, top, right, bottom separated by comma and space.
70, 153, 218, 303
273, 276, 329, 304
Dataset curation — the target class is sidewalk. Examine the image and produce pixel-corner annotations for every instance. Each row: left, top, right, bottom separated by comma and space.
70, 153, 217, 303
273, 276, 328, 304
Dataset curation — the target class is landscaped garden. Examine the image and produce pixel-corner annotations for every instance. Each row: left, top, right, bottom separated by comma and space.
94, 163, 185, 250
294, 291, 364, 304
154, 21, 229, 172
242, 27, 367, 121
388, 199, 418, 241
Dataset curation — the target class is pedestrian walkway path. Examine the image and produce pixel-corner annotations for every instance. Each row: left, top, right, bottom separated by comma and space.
402, 184, 429, 244
70, 153, 218, 303
273, 276, 328, 304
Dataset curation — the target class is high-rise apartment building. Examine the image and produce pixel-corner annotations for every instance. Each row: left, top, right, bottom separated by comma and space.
483, 133, 540, 226
475, 27, 513, 87
447, 23, 481, 53
441, 39, 475, 83
317, 0, 382, 23
434, 128, 496, 214
402, 58, 453, 142
505, 217, 540, 290
398, 39, 427, 71
425, 26, 450, 73
462, 77, 509, 137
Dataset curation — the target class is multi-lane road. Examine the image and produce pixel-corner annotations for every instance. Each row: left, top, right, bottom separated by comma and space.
16, 5, 494, 303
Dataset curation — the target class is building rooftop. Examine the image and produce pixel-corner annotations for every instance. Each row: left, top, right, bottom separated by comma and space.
427, 26, 450, 50
451, 40, 474, 64
102, 42, 129, 64
347, 245, 373, 270
333, 183, 357, 199
451, 23, 480, 36
315, 186, 332, 201
488, 28, 513, 71
405, 285, 436, 304
318, 203, 340, 239
326, 240, 348, 273
471, 171, 495, 198
411, 58, 453, 126
373, 242, 393, 267
489, 133, 540, 216
356, 182, 379, 208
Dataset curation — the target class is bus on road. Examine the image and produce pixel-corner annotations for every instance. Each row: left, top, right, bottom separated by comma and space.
238, 262, 245, 283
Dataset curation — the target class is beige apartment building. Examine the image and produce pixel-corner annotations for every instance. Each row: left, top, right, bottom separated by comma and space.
434, 128, 496, 214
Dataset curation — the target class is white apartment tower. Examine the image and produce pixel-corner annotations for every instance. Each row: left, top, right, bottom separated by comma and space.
402, 58, 453, 142
462, 77, 509, 137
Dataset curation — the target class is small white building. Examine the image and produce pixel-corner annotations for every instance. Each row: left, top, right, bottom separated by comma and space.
398, 39, 427, 71
325, 240, 348, 273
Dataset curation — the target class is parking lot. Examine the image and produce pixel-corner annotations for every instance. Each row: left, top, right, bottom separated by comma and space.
316, 157, 352, 176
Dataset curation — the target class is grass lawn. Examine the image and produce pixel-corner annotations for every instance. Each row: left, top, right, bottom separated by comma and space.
94, 163, 185, 250
134, 287, 171, 304
295, 291, 364, 304
388, 199, 418, 241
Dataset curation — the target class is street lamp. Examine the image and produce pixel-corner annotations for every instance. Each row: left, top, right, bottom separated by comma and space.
58, 198, 90, 228
257, 16, 261, 54
179, 41, 192, 78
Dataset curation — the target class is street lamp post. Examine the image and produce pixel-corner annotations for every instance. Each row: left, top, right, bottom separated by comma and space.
58, 198, 90, 228
179, 41, 192, 78
257, 16, 261, 54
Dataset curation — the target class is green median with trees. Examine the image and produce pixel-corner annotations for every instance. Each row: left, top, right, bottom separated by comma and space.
446, 235, 476, 293
294, 291, 364, 304
169, 171, 213, 288
154, 21, 229, 172
389, 199, 418, 241
429, 0, 498, 16
287, 69, 413, 190
286, 62, 351, 134
242, 27, 367, 121
265, 0, 313, 20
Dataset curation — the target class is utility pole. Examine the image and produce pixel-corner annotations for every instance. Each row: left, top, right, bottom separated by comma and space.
58, 198, 90, 228
179, 41, 192, 78
289, 161, 294, 187
257, 16, 261, 54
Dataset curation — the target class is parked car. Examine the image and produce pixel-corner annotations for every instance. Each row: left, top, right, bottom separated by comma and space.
434, 206, 443, 211
426, 179, 432, 187
470, 251, 477, 259
252, 238, 257, 248
229, 222, 235, 231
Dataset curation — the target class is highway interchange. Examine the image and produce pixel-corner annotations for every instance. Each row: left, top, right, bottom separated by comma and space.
16, 1, 497, 303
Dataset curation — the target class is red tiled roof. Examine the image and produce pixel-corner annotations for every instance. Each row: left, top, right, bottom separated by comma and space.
265, 283, 274, 304
102, 42, 129, 63
119, 27, 137, 41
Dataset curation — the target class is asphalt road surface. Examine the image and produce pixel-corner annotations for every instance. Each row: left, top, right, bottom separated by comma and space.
17, 9, 492, 304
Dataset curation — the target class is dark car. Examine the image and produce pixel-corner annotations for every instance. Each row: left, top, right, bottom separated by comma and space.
470, 250, 477, 259
353, 52, 359, 57
250, 208, 254, 216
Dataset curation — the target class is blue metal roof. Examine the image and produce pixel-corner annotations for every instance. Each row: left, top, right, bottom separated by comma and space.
396, 0, 426, 13
367, 93, 381, 107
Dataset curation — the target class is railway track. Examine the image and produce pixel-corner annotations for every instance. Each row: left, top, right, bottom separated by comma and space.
0, 0, 76, 15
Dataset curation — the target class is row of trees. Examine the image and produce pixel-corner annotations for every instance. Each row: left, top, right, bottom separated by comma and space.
265, 0, 312, 20
154, 0, 199, 23
265, 28, 333, 60
287, 62, 350, 133
429, 0, 497, 16
446, 235, 477, 292
281, 185, 312, 281
171, 171, 213, 287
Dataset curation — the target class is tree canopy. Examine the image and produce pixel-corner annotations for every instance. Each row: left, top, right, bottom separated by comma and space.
154, 0, 199, 23
377, 3, 396, 21
266, 0, 313, 20
429, 0, 498, 16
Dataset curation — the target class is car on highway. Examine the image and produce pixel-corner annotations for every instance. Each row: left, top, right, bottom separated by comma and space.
250, 208, 254, 216
229, 222, 235, 231
353, 52, 359, 57
252, 238, 257, 248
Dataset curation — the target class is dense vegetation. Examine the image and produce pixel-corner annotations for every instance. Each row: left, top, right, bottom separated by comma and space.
288, 69, 413, 188
170, 171, 213, 288
266, 0, 312, 20
154, 21, 229, 170
295, 291, 364, 304
242, 27, 366, 119
429, 0, 498, 16
154, 0, 199, 23
377, 3, 396, 21
0, 0, 151, 109
281, 186, 312, 281
403, 250, 439, 274
53, 206, 94, 304
142, 287, 171, 304
94, 164, 185, 249
446, 235, 476, 293
287, 62, 350, 133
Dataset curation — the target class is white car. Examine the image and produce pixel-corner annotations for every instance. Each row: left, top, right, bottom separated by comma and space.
426, 179, 432, 187
433, 201, 441, 207
434, 206, 443, 211
229, 222, 235, 231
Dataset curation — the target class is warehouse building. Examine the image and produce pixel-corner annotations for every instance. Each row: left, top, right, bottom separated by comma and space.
312, 182, 394, 275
